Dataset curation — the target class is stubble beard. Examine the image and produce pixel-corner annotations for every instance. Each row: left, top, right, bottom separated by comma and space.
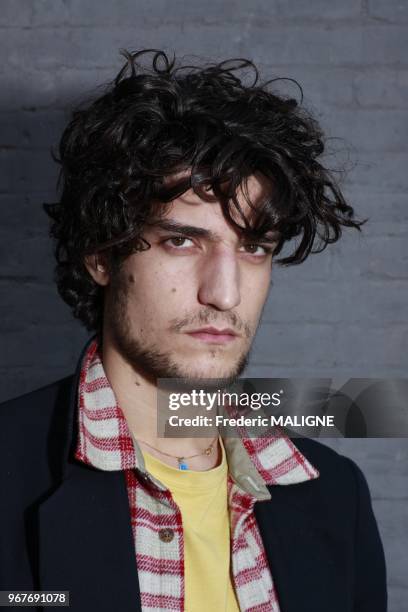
106, 271, 254, 385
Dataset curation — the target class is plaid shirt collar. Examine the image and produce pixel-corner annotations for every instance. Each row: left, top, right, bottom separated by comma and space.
75, 337, 320, 498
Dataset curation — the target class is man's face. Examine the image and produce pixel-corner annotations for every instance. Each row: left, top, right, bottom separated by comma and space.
104, 174, 277, 381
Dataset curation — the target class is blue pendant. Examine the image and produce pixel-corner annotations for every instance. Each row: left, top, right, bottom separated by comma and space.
178, 459, 188, 470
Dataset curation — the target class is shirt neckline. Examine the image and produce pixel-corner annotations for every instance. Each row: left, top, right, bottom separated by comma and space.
141, 436, 228, 491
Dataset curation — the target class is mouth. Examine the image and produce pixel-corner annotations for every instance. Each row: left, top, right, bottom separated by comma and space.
184, 326, 240, 345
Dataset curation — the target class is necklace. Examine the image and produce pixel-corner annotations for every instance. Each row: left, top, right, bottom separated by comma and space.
137, 435, 219, 470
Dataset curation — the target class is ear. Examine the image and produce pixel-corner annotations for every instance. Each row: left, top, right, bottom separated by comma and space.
84, 253, 110, 286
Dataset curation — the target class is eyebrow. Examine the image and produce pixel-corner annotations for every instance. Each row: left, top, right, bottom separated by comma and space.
148, 219, 280, 244
150, 219, 220, 241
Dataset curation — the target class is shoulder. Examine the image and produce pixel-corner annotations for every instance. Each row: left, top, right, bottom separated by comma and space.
0, 376, 75, 498
287, 437, 374, 510
0, 376, 74, 446
294, 435, 351, 468
0, 375, 74, 414
294, 436, 367, 481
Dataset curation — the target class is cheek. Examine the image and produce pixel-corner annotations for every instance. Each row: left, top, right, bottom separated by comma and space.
243, 270, 271, 314
124, 269, 188, 322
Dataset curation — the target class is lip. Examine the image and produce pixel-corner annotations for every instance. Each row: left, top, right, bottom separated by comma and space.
185, 326, 239, 344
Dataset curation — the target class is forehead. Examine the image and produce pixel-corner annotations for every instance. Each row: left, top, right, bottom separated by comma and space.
157, 172, 273, 231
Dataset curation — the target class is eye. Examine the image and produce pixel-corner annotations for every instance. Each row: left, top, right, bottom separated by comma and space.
240, 244, 272, 256
163, 236, 195, 249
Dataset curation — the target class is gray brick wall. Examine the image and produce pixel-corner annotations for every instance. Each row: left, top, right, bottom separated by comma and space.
0, 1, 406, 609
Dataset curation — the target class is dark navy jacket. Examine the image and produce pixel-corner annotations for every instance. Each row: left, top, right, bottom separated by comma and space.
0, 342, 387, 612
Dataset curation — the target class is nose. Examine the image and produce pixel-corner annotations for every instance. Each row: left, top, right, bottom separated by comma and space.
197, 248, 241, 311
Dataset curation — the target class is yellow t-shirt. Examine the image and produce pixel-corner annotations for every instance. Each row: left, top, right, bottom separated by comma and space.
142, 438, 240, 612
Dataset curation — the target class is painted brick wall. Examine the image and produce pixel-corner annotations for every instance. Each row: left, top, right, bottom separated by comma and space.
0, 1, 406, 609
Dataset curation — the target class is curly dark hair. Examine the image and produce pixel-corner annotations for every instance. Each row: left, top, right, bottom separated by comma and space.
44, 48, 366, 332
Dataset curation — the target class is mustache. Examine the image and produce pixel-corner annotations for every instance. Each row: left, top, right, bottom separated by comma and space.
169, 309, 252, 339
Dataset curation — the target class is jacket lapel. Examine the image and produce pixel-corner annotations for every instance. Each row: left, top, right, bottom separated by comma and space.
254, 490, 346, 612
37, 335, 142, 611
37, 464, 141, 612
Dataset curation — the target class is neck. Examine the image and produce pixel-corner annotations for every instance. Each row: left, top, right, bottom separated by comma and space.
100, 329, 219, 464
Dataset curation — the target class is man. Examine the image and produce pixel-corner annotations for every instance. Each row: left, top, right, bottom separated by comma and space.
0, 49, 387, 611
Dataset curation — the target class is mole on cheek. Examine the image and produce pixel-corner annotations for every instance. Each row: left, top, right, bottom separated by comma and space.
128, 274, 135, 284
171, 288, 177, 293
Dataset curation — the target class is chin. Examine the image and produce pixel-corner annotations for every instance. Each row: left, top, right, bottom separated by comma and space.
179, 356, 247, 382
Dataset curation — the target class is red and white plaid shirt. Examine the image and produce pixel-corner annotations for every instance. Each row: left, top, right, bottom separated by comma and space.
74, 338, 320, 612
